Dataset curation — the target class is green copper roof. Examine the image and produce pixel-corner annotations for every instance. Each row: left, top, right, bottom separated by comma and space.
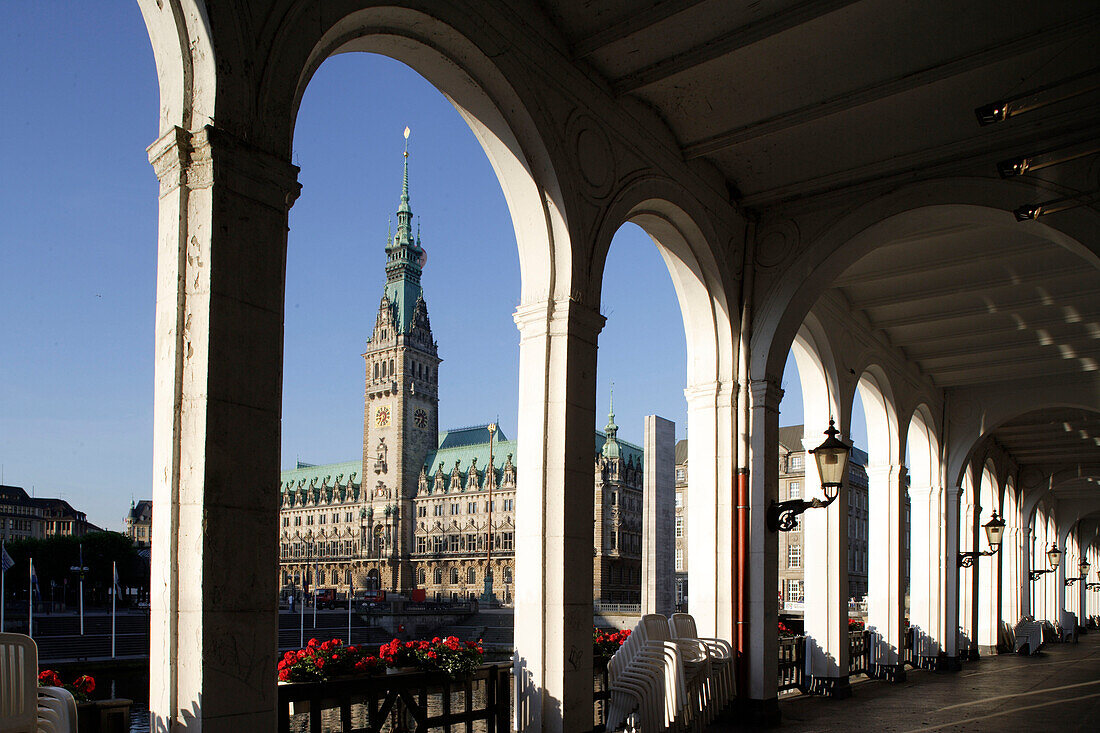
280, 460, 362, 492
438, 424, 509, 450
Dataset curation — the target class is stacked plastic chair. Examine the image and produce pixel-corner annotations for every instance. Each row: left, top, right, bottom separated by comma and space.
604, 615, 689, 733
669, 613, 734, 727
37, 688, 78, 733
0, 633, 78, 733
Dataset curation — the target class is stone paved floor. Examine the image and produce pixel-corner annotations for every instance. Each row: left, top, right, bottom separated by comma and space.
708, 631, 1100, 732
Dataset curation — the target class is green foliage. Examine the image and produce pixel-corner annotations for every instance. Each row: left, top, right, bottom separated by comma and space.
2, 532, 145, 602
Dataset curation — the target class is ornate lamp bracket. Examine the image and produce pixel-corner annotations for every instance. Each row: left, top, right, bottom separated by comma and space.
958, 548, 998, 568
1029, 569, 1053, 581
767, 495, 835, 533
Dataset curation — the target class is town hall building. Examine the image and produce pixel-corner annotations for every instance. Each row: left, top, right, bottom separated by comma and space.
278, 143, 644, 605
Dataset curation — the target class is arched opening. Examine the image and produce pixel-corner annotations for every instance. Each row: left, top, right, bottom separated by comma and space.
906, 405, 942, 660
976, 461, 1002, 653
588, 194, 733, 642
1001, 476, 1021, 631
783, 321, 849, 691
853, 367, 905, 674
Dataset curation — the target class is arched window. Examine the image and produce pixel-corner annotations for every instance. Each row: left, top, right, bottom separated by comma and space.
417, 567, 426, 585
504, 566, 513, 584
389, 359, 395, 375
318, 570, 326, 585
434, 567, 443, 584
467, 567, 476, 584
373, 362, 378, 380
450, 567, 459, 584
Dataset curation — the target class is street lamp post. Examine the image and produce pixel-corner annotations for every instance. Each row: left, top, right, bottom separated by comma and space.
481, 423, 497, 605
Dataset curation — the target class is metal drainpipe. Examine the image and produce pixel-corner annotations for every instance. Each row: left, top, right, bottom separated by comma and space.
736, 214, 758, 697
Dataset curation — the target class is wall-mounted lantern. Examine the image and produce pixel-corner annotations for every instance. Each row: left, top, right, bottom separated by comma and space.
958, 511, 1006, 567
768, 419, 851, 532
1065, 558, 1091, 587
1028, 543, 1063, 581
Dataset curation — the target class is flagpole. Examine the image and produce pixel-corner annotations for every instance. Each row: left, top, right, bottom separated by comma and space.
112, 561, 117, 658
1, 541, 6, 633
347, 582, 352, 643
299, 579, 304, 648
78, 543, 84, 636
28, 558, 34, 639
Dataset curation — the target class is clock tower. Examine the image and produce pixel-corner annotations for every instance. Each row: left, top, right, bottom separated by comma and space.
360, 129, 441, 594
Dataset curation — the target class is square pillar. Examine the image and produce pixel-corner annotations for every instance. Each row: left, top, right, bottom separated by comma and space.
685, 381, 736, 643
866, 464, 906, 681
641, 415, 675, 617
801, 432, 850, 697
513, 298, 603, 733
909, 485, 944, 664
742, 379, 781, 721
943, 486, 963, 667
147, 126, 300, 730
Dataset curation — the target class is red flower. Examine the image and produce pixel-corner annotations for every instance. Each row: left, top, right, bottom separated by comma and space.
73, 676, 95, 694
278, 668, 290, 682
313, 658, 325, 669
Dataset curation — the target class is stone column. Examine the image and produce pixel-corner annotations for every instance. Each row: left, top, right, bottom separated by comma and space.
958, 492, 978, 659
866, 463, 906, 681
909, 484, 944, 663
512, 298, 603, 733
943, 486, 963, 667
745, 379, 781, 720
642, 415, 675, 617
978, 523, 1002, 655
684, 381, 736, 643
1001, 526, 1021, 625
147, 125, 300, 730
801, 431, 850, 697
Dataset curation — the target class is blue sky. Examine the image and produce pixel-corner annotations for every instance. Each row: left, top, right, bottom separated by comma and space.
1, 3, 864, 532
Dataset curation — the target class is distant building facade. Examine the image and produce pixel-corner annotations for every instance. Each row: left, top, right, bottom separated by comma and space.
778, 425, 869, 609
126, 500, 153, 547
0, 485, 45, 542
277, 146, 644, 605
674, 440, 689, 609
32, 498, 101, 538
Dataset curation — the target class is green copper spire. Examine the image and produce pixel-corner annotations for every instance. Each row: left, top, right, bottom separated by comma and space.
382, 126, 425, 334
602, 382, 621, 459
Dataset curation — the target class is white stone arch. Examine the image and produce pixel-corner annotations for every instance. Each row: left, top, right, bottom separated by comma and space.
976, 460, 1002, 652
1001, 475, 1023, 628
135, 3, 598, 729
589, 181, 736, 642
787, 317, 851, 689
958, 464, 979, 654
854, 365, 907, 673
906, 403, 946, 658
275, 7, 566, 304
751, 184, 1100, 387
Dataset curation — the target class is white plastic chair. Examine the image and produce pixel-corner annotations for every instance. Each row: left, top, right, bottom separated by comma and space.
38, 687, 77, 733
0, 633, 39, 733
605, 615, 690, 733
669, 613, 734, 725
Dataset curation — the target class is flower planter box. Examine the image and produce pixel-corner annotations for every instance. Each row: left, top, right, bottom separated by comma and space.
76, 698, 132, 733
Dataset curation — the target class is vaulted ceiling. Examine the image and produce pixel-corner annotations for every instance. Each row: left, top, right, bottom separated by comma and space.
536, 0, 1100, 501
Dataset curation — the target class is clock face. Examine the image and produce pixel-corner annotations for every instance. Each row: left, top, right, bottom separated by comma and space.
375, 404, 391, 427
413, 408, 429, 429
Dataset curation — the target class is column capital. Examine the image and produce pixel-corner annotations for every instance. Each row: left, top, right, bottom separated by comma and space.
147, 125, 301, 212
749, 378, 784, 413
512, 297, 605, 345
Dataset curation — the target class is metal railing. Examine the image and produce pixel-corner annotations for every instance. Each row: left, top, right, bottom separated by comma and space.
277, 663, 510, 733
593, 603, 641, 615
777, 635, 805, 692
848, 630, 871, 676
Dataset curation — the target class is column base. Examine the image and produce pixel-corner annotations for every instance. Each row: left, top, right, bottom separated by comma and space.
978, 644, 999, 656
963, 647, 980, 662
807, 675, 852, 698
870, 663, 907, 683
734, 697, 780, 727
